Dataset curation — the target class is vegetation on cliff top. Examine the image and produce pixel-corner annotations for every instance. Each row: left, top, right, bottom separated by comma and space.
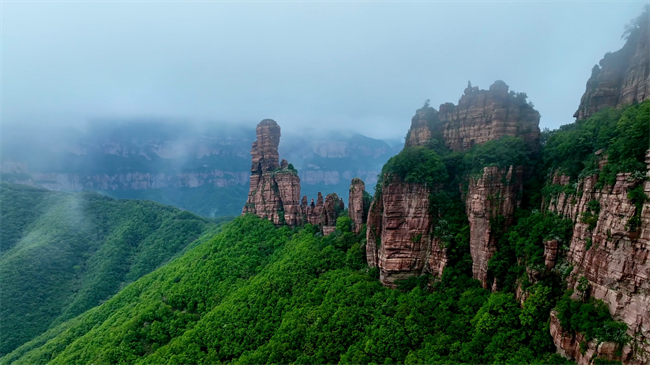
543, 100, 649, 185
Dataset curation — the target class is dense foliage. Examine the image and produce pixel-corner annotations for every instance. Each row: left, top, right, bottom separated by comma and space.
379, 146, 448, 188
0, 183, 223, 356
555, 292, 629, 345
543, 100, 649, 185
2, 215, 571, 365
487, 211, 574, 292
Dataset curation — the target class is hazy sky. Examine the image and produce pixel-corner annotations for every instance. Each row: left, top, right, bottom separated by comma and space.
2, 1, 646, 140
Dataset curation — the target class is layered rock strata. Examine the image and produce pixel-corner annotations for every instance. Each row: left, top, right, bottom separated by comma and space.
243, 120, 303, 226
370, 82, 538, 288
322, 193, 345, 236
366, 177, 447, 287
466, 165, 524, 288
405, 81, 541, 153
349, 178, 368, 234
574, 12, 649, 120
545, 153, 650, 364
244, 119, 362, 234
550, 311, 624, 365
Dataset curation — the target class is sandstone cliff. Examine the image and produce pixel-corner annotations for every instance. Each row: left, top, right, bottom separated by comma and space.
574, 11, 650, 120
243, 119, 364, 234
545, 153, 650, 364
550, 311, 624, 365
405, 81, 540, 153
348, 178, 368, 234
370, 81, 538, 288
366, 177, 447, 287
467, 165, 524, 288
243, 120, 304, 227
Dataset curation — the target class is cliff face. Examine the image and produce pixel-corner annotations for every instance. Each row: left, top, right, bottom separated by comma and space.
467, 165, 524, 288
545, 162, 650, 364
243, 120, 304, 227
366, 177, 447, 287
405, 81, 541, 153
374, 81, 537, 288
574, 15, 650, 120
322, 193, 345, 236
550, 311, 624, 365
243, 119, 365, 234
348, 178, 368, 234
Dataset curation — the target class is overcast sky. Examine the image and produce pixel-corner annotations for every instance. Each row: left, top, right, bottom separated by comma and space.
2, 1, 646, 140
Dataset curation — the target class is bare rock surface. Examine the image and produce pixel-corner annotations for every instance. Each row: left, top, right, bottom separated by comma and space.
405, 81, 540, 153
466, 165, 524, 288
546, 154, 650, 364
366, 177, 447, 287
574, 16, 649, 120
349, 178, 368, 234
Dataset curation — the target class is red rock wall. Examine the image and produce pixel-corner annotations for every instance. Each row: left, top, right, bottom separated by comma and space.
466, 165, 524, 288
546, 155, 650, 364
405, 81, 540, 153
550, 311, 624, 365
366, 177, 448, 287
574, 14, 649, 120
349, 178, 367, 234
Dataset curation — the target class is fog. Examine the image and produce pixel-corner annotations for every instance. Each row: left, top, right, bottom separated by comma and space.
2, 1, 645, 140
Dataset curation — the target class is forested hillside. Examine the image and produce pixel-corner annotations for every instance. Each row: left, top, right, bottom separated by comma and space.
1, 214, 572, 365
0, 183, 227, 356
4, 99, 646, 365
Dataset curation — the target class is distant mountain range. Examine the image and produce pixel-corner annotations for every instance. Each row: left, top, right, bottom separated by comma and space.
1, 121, 401, 217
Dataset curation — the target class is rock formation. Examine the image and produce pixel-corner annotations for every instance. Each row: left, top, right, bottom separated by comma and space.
366, 176, 447, 287
301, 193, 325, 226
550, 311, 624, 365
322, 193, 345, 236
466, 165, 524, 288
545, 152, 650, 364
348, 178, 368, 234
370, 81, 538, 289
243, 119, 365, 235
574, 11, 649, 120
405, 81, 541, 153
243, 120, 303, 226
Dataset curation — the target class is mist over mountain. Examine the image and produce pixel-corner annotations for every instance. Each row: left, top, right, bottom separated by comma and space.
1, 121, 400, 217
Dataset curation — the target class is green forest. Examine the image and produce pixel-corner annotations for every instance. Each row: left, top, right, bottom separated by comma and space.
0, 183, 228, 356
2, 100, 647, 364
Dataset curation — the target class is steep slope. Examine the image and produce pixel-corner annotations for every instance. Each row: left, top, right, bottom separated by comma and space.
368, 81, 539, 288
0, 183, 222, 356
2, 215, 571, 365
542, 100, 650, 365
574, 7, 650, 120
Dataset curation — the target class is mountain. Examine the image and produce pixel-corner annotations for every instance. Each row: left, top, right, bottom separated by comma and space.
2, 7, 649, 365
0, 182, 226, 356
0, 215, 571, 365
1, 122, 398, 218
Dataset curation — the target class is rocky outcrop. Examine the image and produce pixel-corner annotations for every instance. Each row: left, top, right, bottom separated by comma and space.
544, 239, 559, 269
243, 120, 304, 227
466, 165, 524, 288
366, 177, 448, 287
405, 81, 541, 153
349, 178, 368, 234
302, 193, 324, 226
574, 11, 649, 120
243, 119, 361, 233
322, 193, 345, 236
546, 154, 650, 364
550, 311, 624, 365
